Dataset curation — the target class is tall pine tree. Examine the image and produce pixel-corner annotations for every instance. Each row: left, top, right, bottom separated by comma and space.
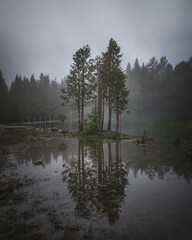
104, 38, 123, 130
61, 45, 93, 131
0, 70, 10, 123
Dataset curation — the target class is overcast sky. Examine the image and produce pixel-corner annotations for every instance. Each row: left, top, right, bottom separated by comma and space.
0, 0, 192, 85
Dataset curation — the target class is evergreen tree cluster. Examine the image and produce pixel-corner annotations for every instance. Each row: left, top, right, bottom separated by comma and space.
61, 38, 129, 135
1, 43, 191, 127
0, 72, 65, 123
126, 56, 192, 121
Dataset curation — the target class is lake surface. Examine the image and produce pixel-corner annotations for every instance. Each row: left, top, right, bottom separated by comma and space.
24, 119, 192, 141
0, 138, 192, 239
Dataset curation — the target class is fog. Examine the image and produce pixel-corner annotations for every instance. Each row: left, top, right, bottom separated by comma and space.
0, 0, 192, 85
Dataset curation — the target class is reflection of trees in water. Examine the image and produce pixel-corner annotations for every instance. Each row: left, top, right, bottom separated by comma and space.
13, 140, 67, 167
131, 161, 170, 180
12, 138, 192, 184
130, 160, 192, 183
97, 142, 128, 225
121, 142, 192, 184
62, 140, 128, 225
172, 162, 192, 184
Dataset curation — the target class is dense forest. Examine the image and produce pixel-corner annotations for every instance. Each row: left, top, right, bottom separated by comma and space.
126, 56, 192, 121
0, 72, 65, 123
0, 39, 192, 129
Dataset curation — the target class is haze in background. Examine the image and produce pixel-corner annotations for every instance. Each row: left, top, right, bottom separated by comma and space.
0, 0, 192, 85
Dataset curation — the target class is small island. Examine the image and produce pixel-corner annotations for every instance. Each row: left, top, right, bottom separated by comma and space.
72, 130, 135, 140
0, 127, 137, 147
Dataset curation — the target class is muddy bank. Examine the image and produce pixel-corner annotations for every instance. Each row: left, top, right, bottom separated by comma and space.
0, 128, 71, 147
0, 139, 83, 240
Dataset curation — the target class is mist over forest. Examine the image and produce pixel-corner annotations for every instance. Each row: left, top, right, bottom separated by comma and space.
1, 2, 192, 239
0, 43, 192, 127
125, 55, 192, 122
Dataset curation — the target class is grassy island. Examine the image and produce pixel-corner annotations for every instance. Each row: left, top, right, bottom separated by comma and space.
71, 130, 136, 140
0, 128, 137, 147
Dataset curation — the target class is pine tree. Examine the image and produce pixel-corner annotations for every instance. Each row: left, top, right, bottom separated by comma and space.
126, 62, 132, 77
104, 38, 123, 130
20, 77, 31, 122
92, 39, 129, 134
10, 75, 23, 122
38, 73, 51, 120
104, 38, 128, 131
29, 74, 39, 121
94, 55, 106, 132
112, 68, 129, 135
0, 70, 10, 123
61, 45, 93, 131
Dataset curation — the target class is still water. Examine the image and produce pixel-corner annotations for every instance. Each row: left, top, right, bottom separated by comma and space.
0, 138, 192, 240
27, 120, 192, 141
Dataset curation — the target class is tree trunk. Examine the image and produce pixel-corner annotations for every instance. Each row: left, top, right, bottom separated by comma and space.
98, 142, 103, 183
107, 100, 112, 131
78, 140, 81, 173
120, 113, 121, 134
78, 100, 81, 132
115, 142, 119, 173
81, 77, 85, 131
81, 142, 85, 182
101, 95, 105, 131
108, 143, 112, 173
81, 98, 84, 131
116, 109, 119, 136
107, 86, 112, 131
98, 85, 103, 132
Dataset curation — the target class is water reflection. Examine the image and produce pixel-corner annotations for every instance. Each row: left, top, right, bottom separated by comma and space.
123, 141, 192, 184
12, 138, 192, 185
3, 138, 192, 239
13, 140, 67, 167
62, 140, 128, 225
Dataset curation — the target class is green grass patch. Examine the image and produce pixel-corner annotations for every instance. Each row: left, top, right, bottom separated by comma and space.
72, 130, 135, 140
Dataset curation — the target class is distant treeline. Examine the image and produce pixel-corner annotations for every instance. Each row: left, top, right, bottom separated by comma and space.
0, 55, 192, 124
0, 72, 65, 123
126, 56, 192, 121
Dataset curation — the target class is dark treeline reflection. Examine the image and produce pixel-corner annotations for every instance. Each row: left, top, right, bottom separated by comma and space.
12, 139, 68, 167
11, 139, 192, 225
60, 139, 192, 224
13, 139, 192, 185
62, 140, 128, 225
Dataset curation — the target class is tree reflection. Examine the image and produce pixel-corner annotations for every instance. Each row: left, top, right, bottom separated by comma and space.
62, 140, 129, 225
97, 142, 128, 225
11, 138, 192, 185
122, 141, 192, 183
13, 140, 67, 166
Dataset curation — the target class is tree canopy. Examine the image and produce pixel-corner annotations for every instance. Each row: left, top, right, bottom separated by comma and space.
61, 39, 130, 135
0, 40, 191, 129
